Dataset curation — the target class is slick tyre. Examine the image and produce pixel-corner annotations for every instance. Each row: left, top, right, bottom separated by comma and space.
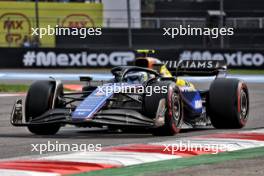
209, 78, 249, 129
25, 81, 62, 135
144, 81, 183, 136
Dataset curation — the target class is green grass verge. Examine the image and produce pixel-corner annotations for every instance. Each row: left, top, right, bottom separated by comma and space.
72, 147, 264, 176
228, 69, 264, 75
0, 84, 74, 92
0, 84, 29, 92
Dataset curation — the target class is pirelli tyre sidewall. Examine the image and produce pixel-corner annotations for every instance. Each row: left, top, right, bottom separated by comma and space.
25, 81, 62, 135
208, 78, 249, 129
144, 81, 183, 136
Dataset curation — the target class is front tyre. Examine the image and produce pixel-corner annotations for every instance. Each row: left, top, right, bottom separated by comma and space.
144, 81, 183, 136
208, 78, 249, 129
26, 81, 62, 135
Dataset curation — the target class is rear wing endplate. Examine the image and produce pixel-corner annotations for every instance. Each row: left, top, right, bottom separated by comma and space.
165, 60, 227, 77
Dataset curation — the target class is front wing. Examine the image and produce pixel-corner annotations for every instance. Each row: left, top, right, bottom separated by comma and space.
11, 99, 166, 128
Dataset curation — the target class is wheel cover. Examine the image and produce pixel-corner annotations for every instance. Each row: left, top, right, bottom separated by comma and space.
172, 93, 181, 126
240, 89, 248, 120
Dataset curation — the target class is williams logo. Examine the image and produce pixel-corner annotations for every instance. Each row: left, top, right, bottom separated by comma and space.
164, 60, 224, 69
179, 50, 264, 67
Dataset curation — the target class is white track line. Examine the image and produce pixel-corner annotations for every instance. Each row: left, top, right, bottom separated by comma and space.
0, 169, 59, 176
0, 93, 25, 97
42, 151, 180, 166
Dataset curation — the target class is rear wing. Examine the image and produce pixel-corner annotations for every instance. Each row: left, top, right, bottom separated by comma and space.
164, 60, 227, 77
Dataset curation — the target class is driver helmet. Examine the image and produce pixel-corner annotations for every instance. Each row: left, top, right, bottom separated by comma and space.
124, 71, 148, 84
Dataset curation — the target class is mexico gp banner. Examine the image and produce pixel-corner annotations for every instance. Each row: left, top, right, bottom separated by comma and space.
150, 49, 264, 69
0, 48, 135, 68
0, 1, 102, 47
0, 48, 263, 69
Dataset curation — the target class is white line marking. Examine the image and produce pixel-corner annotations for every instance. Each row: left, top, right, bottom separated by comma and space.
42, 151, 181, 166
0, 94, 25, 97
0, 169, 59, 176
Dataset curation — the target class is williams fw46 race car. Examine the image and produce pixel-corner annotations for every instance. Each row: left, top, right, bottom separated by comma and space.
11, 59, 249, 136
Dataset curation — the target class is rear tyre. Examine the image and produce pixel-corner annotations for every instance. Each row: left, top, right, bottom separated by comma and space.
144, 81, 183, 136
26, 81, 62, 135
208, 78, 249, 129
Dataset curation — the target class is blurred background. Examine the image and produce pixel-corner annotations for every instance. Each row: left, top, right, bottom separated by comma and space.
0, 0, 263, 70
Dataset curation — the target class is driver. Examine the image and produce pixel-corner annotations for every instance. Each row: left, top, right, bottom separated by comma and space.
124, 71, 149, 84
135, 56, 195, 89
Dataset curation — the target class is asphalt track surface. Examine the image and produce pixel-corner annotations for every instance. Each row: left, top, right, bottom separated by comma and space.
0, 82, 263, 160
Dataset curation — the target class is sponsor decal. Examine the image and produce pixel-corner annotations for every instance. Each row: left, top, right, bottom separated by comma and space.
0, 1, 102, 47
163, 60, 225, 72
194, 100, 202, 109
179, 86, 195, 92
0, 13, 31, 46
61, 14, 95, 28
0, 48, 264, 69
164, 60, 221, 69
179, 50, 264, 67
23, 51, 135, 67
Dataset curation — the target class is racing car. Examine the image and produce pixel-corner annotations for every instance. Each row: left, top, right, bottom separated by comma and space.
11, 56, 249, 136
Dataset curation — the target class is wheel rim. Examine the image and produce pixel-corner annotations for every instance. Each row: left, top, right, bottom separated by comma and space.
240, 89, 248, 120
172, 93, 181, 125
